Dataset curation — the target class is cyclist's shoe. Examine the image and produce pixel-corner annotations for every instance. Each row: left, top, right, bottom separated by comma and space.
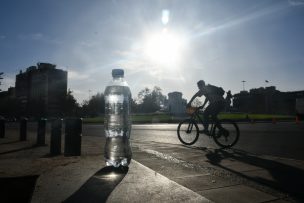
199, 129, 210, 135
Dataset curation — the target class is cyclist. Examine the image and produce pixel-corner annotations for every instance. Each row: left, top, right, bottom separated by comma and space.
187, 80, 226, 134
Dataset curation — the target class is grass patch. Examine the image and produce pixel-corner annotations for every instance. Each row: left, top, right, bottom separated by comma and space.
218, 113, 294, 120
131, 114, 172, 123
83, 117, 104, 123
83, 113, 172, 124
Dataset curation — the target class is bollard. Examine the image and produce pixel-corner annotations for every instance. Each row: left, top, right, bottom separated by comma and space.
50, 119, 62, 155
296, 116, 300, 125
64, 118, 82, 156
0, 118, 5, 138
37, 118, 47, 146
20, 118, 28, 141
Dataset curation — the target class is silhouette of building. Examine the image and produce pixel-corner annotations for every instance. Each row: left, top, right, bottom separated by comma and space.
15, 63, 67, 117
233, 86, 304, 115
167, 92, 187, 115
0, 87, 15, 100
0, 87, 17, 118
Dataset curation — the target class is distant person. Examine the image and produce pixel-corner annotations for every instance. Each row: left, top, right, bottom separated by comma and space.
225, 90, 233, 111
187, 80, 225, 134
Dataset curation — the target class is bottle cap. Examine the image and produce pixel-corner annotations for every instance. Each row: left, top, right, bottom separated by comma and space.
112, 69, 124, 78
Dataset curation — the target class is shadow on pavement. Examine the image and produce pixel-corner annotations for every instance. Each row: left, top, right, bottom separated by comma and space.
0, 140, 21, 145
204, 148, 304, 202
0, 145, 38, 155
0, 175, 39, 203
63, 166, 129, 203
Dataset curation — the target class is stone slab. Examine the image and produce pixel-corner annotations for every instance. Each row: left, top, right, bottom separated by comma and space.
198, 184, 277, 203
173, 174, 236, 191
107, 160, 211, 203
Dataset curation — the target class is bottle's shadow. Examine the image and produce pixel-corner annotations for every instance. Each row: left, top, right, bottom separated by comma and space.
64, 166, 129, 203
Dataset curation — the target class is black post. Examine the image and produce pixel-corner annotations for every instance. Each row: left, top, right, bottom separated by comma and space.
50, 119, 62, 155
37, 118, 47, 146
0, 118, 5, 138
64, 118, 82, 156
20, 118, 28, 141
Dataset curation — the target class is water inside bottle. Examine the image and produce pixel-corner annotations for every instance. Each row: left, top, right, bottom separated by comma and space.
104, 87, 131, 138
104, 85, 132, 167
104, 136, 132, 167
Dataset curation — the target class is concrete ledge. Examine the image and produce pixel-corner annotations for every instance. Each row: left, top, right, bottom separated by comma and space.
107, 160, 212, 203
31, 158, 211, 203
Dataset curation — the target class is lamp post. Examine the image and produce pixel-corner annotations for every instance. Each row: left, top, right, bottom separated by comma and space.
0, 72, 3, 92
88, 89, 92, 99
265, 80, 269, 88
264, 80, 270, 113
241, 80, 246, 91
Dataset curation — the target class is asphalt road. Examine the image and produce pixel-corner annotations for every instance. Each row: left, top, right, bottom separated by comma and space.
5, 121, 304, 160
82, 122, 304, 161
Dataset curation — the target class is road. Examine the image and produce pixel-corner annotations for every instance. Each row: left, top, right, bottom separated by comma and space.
83, 122, 304, 161
5, 121, 304, 160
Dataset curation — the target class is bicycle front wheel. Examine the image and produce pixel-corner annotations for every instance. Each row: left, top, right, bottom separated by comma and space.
177, 119, 199, 145
213, 120, 240, 148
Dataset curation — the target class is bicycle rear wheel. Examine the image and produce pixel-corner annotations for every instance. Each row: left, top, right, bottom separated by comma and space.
213, 120, 240, 148
177, 119, 199, 145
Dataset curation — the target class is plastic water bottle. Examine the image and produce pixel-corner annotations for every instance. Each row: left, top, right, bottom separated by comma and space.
104, 69, 132, 167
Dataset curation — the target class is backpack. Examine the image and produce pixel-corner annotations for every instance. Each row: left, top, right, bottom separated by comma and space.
207, 84, 225, 96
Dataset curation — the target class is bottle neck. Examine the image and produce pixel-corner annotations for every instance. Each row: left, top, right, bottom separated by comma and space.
113, 76, 124, 80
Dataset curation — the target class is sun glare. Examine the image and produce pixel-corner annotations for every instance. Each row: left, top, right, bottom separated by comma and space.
144, 29, 186, 67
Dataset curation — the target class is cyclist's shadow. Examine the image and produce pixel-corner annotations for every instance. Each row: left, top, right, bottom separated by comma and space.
203, 148, 304, 202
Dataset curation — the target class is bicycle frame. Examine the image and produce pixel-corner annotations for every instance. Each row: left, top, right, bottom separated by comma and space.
189, 108, 216, 135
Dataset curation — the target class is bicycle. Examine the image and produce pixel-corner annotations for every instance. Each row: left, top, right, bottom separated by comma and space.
177, 107, 240, 148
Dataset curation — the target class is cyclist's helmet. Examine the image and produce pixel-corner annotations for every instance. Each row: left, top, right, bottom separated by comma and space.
197, 80, 205, 88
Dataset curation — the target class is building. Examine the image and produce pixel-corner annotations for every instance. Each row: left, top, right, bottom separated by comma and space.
167, 92, 187, 116
0, 87, 16, 117
15, 63, 67, 117
0, 87, 15, 100
233, 86, 304, 115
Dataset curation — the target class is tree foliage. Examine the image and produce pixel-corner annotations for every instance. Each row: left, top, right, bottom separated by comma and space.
135, 86, 167, 113
81, 93, 105, 117
63, 89, 79, 116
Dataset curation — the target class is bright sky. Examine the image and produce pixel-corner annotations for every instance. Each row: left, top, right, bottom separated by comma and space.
0, 0, 304, 103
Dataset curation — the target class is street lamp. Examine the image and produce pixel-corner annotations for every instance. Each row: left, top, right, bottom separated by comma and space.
241, 80, 246, 91
0, 72, 3, 92
265, 80, 269, 88
88, 90, 92, 99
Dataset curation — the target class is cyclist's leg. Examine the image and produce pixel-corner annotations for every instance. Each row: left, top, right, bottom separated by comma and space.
203, 105, 213, 131
212, 102, 226, 132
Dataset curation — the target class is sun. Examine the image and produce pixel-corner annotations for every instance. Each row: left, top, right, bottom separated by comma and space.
144, 29, 186, 67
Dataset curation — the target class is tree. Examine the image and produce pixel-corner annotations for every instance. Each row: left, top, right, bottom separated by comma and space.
63, 89, 79, 116
136, 86, 167, 113
130, 98, 140, 113
81, 93, 105, 117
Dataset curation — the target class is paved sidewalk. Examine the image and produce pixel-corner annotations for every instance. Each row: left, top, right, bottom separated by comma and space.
0, 131, 211, 203
1, 127, 304, 202
132, 140, 304, 203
